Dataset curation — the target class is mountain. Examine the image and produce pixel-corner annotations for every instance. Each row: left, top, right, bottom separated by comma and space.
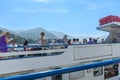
14, 30, 25, 33
16, 27, 57, 41
0, 27, 74, 41
49, 31, 73, 39
0, 27, 15, 34
0, 30, 35, 44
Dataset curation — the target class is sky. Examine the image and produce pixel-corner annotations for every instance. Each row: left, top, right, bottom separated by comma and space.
0, 0, 120, 38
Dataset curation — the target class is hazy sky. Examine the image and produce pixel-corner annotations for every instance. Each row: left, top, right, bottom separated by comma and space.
0, 0, 120, 37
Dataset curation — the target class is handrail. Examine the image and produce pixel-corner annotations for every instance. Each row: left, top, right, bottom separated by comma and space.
1, 58, 120, 80
0, 43, 119, 50
0, 44, 68, 49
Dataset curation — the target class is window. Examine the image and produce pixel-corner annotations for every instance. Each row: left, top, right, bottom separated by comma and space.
93, 67, 103, 77
104, 64, 119, 79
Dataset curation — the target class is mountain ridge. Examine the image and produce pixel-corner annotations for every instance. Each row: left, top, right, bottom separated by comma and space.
0, 27, 68, 41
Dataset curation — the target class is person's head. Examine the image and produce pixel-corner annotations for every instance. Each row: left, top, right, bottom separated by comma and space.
41, 32, 45, 36
76, 38, 79, 41
89, 37, 92, 41
64, 35, 67, 37
24, 40, 29, 46
73, 38, 76, 42
83, 38, 87, 42
6, 32, 10, 36
2, 32, 10, 36
10, 40, 16, 44
63, 35, 67, 39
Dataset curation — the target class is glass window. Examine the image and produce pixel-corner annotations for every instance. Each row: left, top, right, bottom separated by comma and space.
104, 64, 119, 79
93, 67, 103, 77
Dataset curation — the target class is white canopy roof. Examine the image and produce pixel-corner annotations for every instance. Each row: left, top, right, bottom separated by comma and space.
97, 22, 120, 32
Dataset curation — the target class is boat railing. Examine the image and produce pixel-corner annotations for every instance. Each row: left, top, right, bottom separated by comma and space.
1, 58, 120, 80
0, 42, 120, 52
0, 44, 67, 60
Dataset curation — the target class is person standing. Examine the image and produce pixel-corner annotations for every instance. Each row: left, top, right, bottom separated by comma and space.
63, 35, 68, 48
0, 32, 12, 52
38, 32, 47, 46
87, 37, 94, 44
83, 38, 87, 44
63, 35, 68, 45
23, 40, 29, 51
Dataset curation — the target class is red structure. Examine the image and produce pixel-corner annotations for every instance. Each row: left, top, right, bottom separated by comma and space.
99, 15, 120, 25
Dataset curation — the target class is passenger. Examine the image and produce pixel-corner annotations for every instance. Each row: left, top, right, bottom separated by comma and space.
68, 39, 71, 45
38, 32, 47, 46
23, 40, 30, 51
83, 38, 87, 44
0, 32, 12, 52
9, 40, 18, 52
62, 35, 68, 48
93, 38, 98, 43
87, 37, 94, 44
101, 38, 105, 43
63, 35, 68, 45
76, 38, 80, 44
72, 38, 77, 44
